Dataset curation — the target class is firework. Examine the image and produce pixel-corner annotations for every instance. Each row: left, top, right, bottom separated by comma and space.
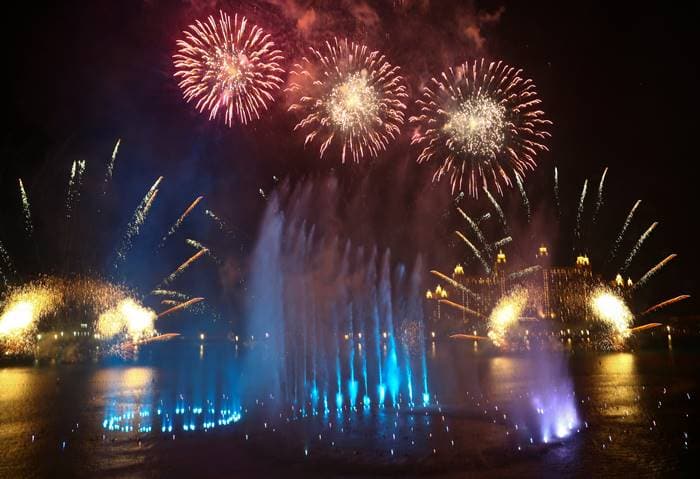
592, 167, 608, 227
573, 179, 588, 252
621, 222, 658, 273
158, 196, 204, 249
514, 173, 531, 223
507, 265, 541, 281
487, 288, 528, 347
590, 288, 633, 338
640, 295, 690, 316
157, 297, 205, 318
159, 249, 208, 287
484, 187, 508, 233
457, 207, 488, 250
431, 167, 686, 350
114, 176, 162, 266
438, 299, 484, 318
554, 167, 561, 218
97, 298, 156, 341
456, 231, 490, 274
18, 179, 33, 237
429, 270, 479, 301
174, 10, 284, 126
410, 59, 551, 197
102, 138, 121, 197
608, 200, 641, 264
0, 282, 60, 354
186, 239, 221, 264
633, 254, 677, 290
287, 37, 408, 163
65, 160, 86, 220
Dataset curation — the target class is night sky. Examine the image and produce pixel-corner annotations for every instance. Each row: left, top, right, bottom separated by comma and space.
1, 0, 698, 323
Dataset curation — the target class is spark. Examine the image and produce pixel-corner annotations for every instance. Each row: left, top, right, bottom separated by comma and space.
621, 222, 658, 273
633, 254, 677, 290
18, 179, 33, 237
288, 37, 407, 163
591, 288, 633, 338
410, 59, 551, 196
158, 196, 204, 249
456, 231, 490, 274
174, 11, 284, 125
157, 297, 205, 318
608, 200, 641, 264
640, 295, 690, 316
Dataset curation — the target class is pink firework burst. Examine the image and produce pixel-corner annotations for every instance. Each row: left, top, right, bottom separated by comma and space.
173, 11, 285, 126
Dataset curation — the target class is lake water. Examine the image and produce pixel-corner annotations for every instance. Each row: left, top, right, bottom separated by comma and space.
1, 342, 698, 477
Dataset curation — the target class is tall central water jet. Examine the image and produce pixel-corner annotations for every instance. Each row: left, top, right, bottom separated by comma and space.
243, 189, 431, 412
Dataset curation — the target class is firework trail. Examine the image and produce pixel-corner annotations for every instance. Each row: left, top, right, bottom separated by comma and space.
492, 236, 512, 250
101, 138, 121, 196
627, 323, 662, 333
0, 240, 14, 287
573, 179, 588, 253
158, 196, 204, 249
159, 249, 208, 287
429, 270, 480, 301
456, 231, 491, 274
186, 238, 221, 264
157, 297, 205, 318
288, 37, 407, 163
621, 222, 658, 273
204, 209, 232, 236
457, 207, 489, 251
608, 200, 642, 264
640, 295, 690, 316
633, 254, 677, 290
65, 160, 86, 220
151, 289, 191, 301
514, 172, 531, 223
174, 11, 284, 126
507, 265, 542, 281
18, 179, 33, 237
410, 59, 551, 197
114, 177, 163, 266
591, 167, 608, 227
554, 166, 561, 219
438, 299, 484, 318
477, 212, 491, 225
484, 187, 508, 233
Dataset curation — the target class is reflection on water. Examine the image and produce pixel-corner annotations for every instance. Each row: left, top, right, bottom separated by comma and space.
0, 345, 698, 477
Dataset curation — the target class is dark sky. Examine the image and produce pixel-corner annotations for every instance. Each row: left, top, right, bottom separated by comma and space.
1, 1, 698, 318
